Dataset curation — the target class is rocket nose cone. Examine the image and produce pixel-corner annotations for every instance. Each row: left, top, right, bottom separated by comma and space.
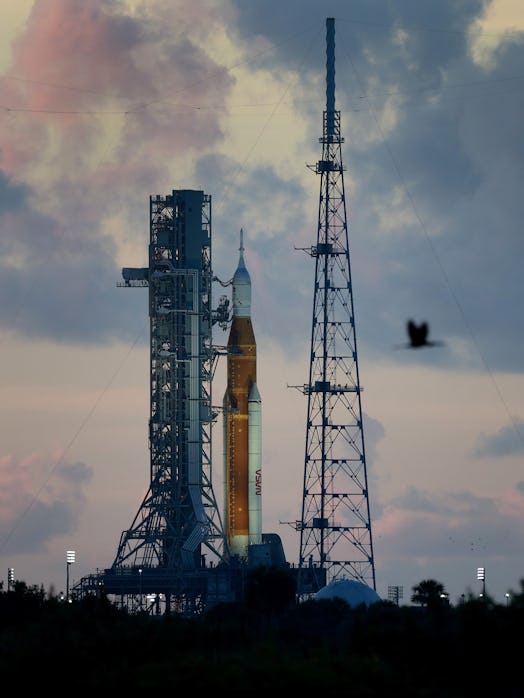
233, 265, 251, 285
248, 383, 261, 401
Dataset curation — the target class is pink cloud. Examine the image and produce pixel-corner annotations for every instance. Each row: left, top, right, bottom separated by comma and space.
12, 1, 151, 109
498, 485, 524, 518
0, 450, 93, 554
374, 488, 524, 562
1, 0, 234, 179
0, 453, 40, 522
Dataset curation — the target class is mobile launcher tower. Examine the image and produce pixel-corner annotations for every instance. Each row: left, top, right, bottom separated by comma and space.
75, 191, 286, 615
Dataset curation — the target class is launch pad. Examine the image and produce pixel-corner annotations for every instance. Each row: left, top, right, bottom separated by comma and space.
73, 190, 291, 615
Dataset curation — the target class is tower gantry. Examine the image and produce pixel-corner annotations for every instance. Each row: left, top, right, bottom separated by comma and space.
297, 18, 376, 599
76, 190, 231, 615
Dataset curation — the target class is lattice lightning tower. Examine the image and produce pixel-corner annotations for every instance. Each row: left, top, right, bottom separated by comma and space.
297, 18, 376, 598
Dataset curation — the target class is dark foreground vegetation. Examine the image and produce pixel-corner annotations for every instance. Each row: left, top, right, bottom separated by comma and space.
1, 571, 523, 696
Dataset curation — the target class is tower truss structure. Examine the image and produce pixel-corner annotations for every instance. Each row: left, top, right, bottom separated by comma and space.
297, 18, 376, 598
90, 190, 230, 614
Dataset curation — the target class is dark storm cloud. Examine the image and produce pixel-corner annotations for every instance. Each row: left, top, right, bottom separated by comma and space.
473, 418, 524, 458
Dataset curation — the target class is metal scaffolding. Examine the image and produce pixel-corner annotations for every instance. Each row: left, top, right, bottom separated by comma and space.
76, 190, 233, 615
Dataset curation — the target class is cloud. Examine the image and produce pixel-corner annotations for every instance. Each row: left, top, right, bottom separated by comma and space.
0, 169, 31, 212
1, 0, 524, 374
0, 452, 93, 555
390, 485, 442, 514
0, 0, 235, 344
2, 0, 234, 177
473, 418, 524, 458
0, 186, 149, 343
468, 0, 524, 69
375, 486, 524, 559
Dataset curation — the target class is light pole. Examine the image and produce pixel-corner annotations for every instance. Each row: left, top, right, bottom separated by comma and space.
138, 567, 143, 610
66, 550, 76, 601
7, 567, 14, 592
477, 566, 485, 598
388, 585, 403, 606
505, 592, 510, 607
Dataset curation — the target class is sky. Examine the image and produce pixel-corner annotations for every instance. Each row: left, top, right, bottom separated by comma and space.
1, 0, 524, 606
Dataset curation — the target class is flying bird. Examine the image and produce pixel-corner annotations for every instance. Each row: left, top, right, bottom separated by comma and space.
405, 320, 445, 348
394, 320, 445, 349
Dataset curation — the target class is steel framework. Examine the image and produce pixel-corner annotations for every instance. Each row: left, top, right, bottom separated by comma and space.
297, 18, 376, 598
76, 190, 233, 615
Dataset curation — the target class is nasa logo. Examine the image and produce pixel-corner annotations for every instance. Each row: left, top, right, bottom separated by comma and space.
255, 469, 262, 495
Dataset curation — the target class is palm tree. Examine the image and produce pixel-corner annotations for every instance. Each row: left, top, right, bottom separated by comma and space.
411, 579, 447, 608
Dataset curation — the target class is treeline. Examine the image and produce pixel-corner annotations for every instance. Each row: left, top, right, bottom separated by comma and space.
1, 573, 523, 695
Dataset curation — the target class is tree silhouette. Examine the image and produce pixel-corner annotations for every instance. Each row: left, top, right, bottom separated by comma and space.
1, 574, 524, 691
244, 564, 297, 617
411, 578, 447, 608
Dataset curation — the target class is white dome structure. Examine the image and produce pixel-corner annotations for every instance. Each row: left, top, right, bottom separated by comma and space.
314, 579, 382, 608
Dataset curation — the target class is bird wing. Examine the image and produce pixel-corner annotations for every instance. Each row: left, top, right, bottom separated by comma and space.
407, 320, 417, 343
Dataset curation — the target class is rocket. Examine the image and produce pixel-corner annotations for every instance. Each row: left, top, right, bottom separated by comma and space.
223, 229, 262, 558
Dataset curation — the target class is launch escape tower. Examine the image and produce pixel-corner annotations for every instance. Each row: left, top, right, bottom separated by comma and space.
296, 18, 376, 598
